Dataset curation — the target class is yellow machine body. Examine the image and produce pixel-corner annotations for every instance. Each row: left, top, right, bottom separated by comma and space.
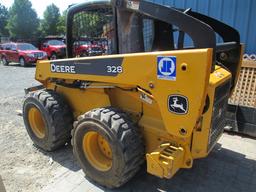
35, 48, 238, 179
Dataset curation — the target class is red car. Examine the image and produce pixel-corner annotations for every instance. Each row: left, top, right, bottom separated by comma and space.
40, 39, 66, 59
73, 40, 104, 57
0, 42, 48, 67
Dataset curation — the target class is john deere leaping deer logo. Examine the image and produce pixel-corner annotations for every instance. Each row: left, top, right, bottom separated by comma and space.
168, 95, 188, 114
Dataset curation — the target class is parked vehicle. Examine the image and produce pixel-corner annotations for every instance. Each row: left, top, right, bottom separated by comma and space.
0, 42, 48, 67
97, 38, 108, 53
40, 39, 66, 60
73, 40, 104, 57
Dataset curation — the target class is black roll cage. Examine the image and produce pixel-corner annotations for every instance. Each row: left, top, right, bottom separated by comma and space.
66, 0, 241, 84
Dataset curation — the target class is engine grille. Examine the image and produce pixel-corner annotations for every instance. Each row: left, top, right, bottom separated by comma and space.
208, 80, 231, 151
34, 52, 43, 58
91, 47, 102, 51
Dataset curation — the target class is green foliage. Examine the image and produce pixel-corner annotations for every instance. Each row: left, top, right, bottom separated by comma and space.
73, 10, 111, 38
57, 10, 67, 35
7, 0, 39, 39
40, 4, 61, 36
0, 3, 9, 36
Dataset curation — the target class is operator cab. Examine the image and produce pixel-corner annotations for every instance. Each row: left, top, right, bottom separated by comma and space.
67, 2, 194, 56
66, 0, 241, 89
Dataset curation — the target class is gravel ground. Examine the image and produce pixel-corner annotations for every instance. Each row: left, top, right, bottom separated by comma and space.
0, 62, 78, 192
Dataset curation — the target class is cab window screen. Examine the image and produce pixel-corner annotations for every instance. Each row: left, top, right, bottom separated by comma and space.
143, 18, 195, 51
143, 19, 154, 52
143, 19, 175, 52
72, 8, 114, 57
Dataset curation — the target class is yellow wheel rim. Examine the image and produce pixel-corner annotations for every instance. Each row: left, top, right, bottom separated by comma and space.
83, 131, 112, 172
28, 107, 46, 139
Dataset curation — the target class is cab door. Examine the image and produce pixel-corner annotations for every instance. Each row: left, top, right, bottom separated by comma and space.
3, 44, 12, 61
42, 42, 50, 57
10, 44, 19, 62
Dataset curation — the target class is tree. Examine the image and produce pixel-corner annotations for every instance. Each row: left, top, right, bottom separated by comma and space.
40, 4, 61, 36
73, 10, 111, 39
0, 4, 9, 36
57, 10, 67, 35
7, 0, 39, 39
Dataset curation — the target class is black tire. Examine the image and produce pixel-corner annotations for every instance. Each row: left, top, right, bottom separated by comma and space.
19, 57, 27, 67
50, 52, 57, 60
23, 90, 73, 151
80, 51, 88, 57
72, 107, 144, 188
2, 56, 8, 66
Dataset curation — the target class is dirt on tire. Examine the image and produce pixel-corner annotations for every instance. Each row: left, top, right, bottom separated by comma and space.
23, 90, 73, 151
72, 107, 145, 188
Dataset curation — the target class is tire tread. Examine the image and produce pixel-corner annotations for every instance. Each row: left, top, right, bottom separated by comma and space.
72, 107, 144, 188
25, 90, 73, 151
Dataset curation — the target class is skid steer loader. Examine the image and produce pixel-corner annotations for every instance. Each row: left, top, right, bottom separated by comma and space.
22, 0, 243, 188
